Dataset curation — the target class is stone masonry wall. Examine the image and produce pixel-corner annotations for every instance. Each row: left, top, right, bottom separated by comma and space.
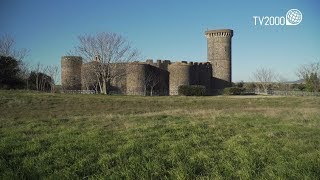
205, 29, 233, 89
61, 56, 83, 90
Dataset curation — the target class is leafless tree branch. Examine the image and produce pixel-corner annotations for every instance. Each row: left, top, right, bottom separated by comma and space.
71, 32, 139, 94
253, 67, 277, 93
0, 34, 29, 61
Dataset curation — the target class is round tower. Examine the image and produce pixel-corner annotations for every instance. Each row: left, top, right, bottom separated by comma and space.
168, 62, 192, 95
205, 29, 233, 89
126, 62, 147, 95
61, 56, 82, 90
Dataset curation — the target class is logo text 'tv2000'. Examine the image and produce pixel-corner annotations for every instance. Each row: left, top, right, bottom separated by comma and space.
253, 9, 302, 26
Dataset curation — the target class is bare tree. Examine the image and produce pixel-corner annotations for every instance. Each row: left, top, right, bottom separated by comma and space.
46, 65, 59, 93
28, 63, 53, 92
296, 61, 320, 80
33, 62, 42, 91
253, 67, 277, 93
270, 73, 289, 91
0, 34, 28, 61
144, 69, 160, 96
38, 66, 48, 91
81, 62, 99, 91
32, 63, 48, 91
18, 60, 31, 89
149, 76, 160, 96
296, 61, 320, 92
71, 32, 139, 94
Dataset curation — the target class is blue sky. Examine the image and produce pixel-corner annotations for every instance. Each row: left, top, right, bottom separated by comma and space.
1, 0, 319, 82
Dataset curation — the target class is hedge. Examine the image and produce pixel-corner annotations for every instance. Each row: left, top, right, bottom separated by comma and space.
178, 85, 206, 96
223, 87, 245, 95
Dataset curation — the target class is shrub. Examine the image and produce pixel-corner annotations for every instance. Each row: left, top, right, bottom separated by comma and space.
0, 56, 25, 89
244, 83, 256, 92
178, 85, 206, 96
235, 81, 244, 88
297, 83, 306, 91
223, 87, 244, 95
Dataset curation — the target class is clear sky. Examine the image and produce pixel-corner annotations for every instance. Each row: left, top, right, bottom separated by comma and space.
1, 0, 319, 82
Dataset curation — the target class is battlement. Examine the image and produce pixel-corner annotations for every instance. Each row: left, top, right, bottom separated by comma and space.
144, 59, 212, 67
205, 29, 233, 38
167, 60, 212, 95
144, 59, 171, 70
61, 56, 83, 63
169, 61, 211, 68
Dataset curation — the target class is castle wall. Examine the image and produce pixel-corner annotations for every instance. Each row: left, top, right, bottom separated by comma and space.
146, 64, 169, 95
81, 62, 98, 91
197, 62, 212, 92
109, 63, 127, 94
126, 62, 169, 95
61, 56, 82, 90
60, 57, 221, 95
190, 62, 199, 85
60, 28, 233, 94
146, 59, 171, 71
158, 68, 169, 95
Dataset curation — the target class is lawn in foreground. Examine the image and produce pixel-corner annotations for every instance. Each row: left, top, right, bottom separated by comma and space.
0, 90, 319, 179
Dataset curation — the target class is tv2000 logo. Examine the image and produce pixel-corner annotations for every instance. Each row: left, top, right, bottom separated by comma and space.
253, 9, 302, 26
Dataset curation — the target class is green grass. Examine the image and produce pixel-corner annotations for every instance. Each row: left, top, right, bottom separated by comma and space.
0, 90, 320, 179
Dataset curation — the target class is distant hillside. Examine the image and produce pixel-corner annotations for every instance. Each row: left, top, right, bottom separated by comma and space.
286, 79, 305, 84
237, 79, 305, 84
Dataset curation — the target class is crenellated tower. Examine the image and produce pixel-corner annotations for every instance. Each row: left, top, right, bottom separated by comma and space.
205, 29, 233, 89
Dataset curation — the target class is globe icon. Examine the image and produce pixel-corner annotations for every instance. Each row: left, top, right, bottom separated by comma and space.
286, 9, 302, 25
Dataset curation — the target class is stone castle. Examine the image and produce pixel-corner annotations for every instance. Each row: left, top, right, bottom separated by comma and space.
61, 29, 233, 95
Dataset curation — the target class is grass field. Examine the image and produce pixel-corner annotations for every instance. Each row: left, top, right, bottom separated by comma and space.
0, 90, 320, 179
